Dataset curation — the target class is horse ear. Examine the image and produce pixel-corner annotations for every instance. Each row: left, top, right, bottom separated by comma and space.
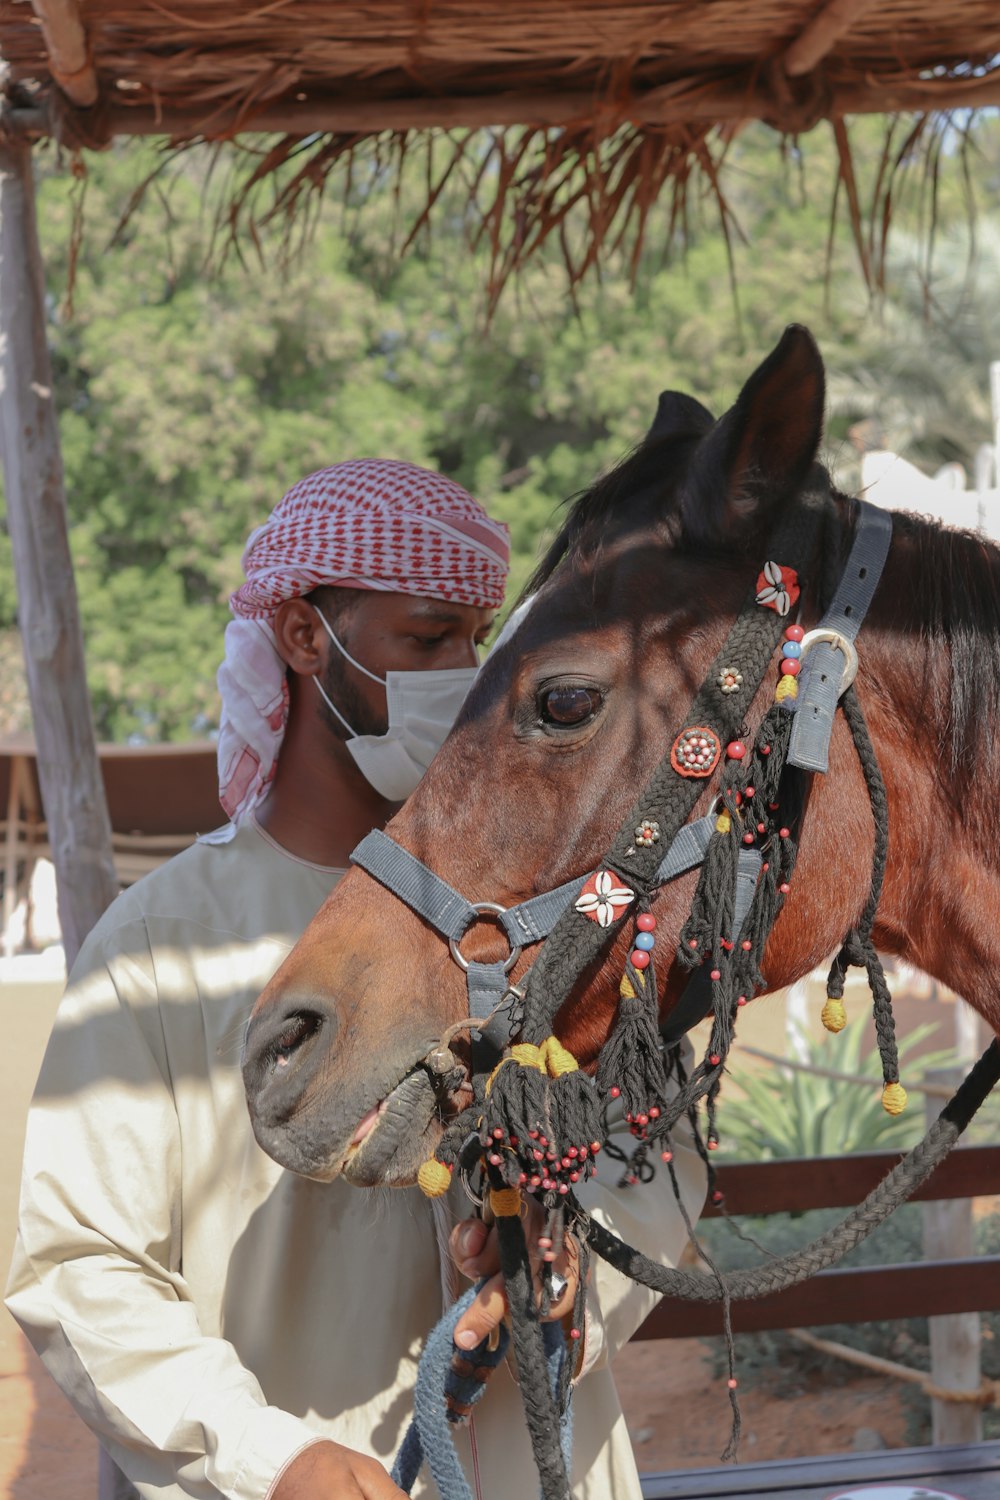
680, 324, 825, 543
648, 390, 716, 442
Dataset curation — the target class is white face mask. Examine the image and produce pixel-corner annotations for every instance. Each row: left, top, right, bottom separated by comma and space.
312, 609, 479, 800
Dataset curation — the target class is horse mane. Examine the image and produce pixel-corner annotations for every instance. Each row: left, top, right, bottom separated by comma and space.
522, 443, 1000, 783
889, 508, 1000, 780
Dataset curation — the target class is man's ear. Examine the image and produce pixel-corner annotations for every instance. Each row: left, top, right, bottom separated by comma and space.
273, 598, 325, 676
679, 324, 826, 544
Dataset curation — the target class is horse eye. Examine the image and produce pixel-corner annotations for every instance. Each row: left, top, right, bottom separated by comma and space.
539, 686, 602, 727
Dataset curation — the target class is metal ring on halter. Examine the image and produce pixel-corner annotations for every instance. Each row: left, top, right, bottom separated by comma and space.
448, 902, 522, 975
798, 627, 859, 697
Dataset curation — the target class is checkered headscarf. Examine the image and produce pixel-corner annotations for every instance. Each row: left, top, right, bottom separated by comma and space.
217, 461, 509, 822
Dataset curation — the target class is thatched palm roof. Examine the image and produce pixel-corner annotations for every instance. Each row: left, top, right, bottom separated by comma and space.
2, 3, 998, 298
2, 1, 998, 142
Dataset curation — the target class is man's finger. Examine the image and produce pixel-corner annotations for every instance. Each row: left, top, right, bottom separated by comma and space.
453, 1273, 508, 1350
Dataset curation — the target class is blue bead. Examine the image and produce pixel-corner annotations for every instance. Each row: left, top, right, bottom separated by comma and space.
634, 931, 655, 952
782, 640, 802, 658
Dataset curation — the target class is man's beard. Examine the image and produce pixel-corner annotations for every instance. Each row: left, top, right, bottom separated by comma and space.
318, 655, 388, 742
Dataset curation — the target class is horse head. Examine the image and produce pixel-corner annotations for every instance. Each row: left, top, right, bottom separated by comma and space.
242, 323, 1000, 1188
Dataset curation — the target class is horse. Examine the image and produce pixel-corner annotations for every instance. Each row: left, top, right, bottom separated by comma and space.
241, 322, 1000, 1194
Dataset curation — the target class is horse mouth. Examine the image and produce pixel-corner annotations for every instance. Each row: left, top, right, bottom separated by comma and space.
245, 1002, 471, 1186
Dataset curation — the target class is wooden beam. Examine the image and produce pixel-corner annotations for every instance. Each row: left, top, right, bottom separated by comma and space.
6, 68, 1000, 145
702, 1144, 1000, 1218
783, 0, 878, 78
29, 0, 98, 108
635, 1255, 1000, 1339
0, 137, 119, 968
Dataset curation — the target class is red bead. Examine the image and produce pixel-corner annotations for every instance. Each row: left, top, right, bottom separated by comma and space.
492, 1127, 504, 1139
488, 1152, 502, 1165
538, 1236, 553, 1250
631, 949, 650, 970
779, 827, 790, 838
779, 882, 791, 894
780, 658, 801, 676
726, 740, 746, 760
530, 1175, 541, 1187
743, 832, 754, 845
590, 1142, 601, 1153
712, 1189, 725, 1204
710, 968, 721, 981
688, 938, 699, 950
637, 913, 656, 932
757, 822, 766, 834
709, 1053, 721, 1065
720, 938, 733, 951
745, 785, 755, 798
661, 1150, 673, 1162
636, 1113, 649, 1127
627, 1174, 638, 1185
708, 1139, 719, 1151
558, 1183, 570, 1194
769, 801, 779, 810
784, 624, 804, 642
761, 744, 771, 755
609, 1086, 620, 1099
727, 1376, 739, 1389
741, 939, 752, 951
518, 1172, 528, 1185
737, 995, 747, 1006
761, 861, 769, 872
733, 791, 742, 807
570, 1171, 580, 1182
649, 1107, 660, 1119
567, 1146, 578, 1158
570, 1328, 581, 1340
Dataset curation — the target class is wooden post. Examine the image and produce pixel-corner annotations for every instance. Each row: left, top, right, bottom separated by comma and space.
922, 1068, 983, 1445
0, 136, 119, 969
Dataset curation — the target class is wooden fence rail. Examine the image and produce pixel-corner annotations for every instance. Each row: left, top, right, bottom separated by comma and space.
635, 1144, 1000, 1341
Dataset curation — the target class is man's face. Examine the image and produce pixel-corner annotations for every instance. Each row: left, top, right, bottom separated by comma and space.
319, 591, 496, 739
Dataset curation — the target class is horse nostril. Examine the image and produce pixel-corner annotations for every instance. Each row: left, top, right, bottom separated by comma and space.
269, 1010, 324, 1073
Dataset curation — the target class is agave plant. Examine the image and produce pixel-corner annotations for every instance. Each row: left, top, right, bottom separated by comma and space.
716, 1019, 956, 1160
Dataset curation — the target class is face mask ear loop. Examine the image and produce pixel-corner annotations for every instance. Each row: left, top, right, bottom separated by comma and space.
313, 606, 385, 686
313, 675, 360, 739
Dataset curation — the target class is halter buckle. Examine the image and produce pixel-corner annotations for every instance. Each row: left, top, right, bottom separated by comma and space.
448, 902, 522, 975
798, 627, 859, 696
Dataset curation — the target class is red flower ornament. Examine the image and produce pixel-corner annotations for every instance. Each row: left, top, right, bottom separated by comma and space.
755, 561, 800, 617
575, 871, 635, 927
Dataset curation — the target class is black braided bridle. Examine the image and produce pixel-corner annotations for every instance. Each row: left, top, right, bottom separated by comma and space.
372, 474, 1000, 1499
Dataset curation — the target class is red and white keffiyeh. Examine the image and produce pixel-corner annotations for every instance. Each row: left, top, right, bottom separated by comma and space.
217, 460, 510, 822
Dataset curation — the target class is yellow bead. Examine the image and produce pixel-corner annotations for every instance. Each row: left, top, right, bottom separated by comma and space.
775, 675, 799, 703
417, 1158, 453, 1197
715, 811, 732, 834
882, 1082, 908, 1116
821, 997, 847, 1033
490, 1187, 522, 1217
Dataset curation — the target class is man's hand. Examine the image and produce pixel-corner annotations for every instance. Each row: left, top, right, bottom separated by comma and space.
449, 1198, 582, 1351
272, 1439, 406, 1499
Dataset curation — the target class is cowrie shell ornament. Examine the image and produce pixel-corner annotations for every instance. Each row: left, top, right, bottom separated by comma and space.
755, 561, 800, 617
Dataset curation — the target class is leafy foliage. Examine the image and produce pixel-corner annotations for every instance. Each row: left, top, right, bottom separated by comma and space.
2, 116, 1000, 739
717, 1019, 958, 1160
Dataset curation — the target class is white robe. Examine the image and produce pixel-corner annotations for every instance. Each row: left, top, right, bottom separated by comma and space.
6, 819, 706, 1498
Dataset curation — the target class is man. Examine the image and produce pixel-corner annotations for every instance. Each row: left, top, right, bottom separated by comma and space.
7, 459, 706, 1499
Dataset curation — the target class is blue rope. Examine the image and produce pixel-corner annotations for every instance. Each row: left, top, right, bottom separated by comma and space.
392, 1281, 574, 1498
